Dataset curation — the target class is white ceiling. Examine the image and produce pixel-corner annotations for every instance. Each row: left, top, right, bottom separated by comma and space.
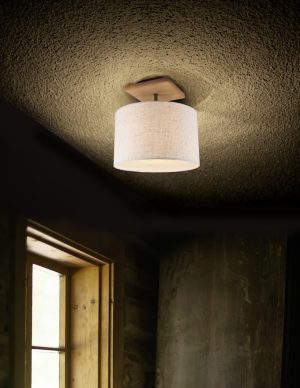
1, 0, 299, 206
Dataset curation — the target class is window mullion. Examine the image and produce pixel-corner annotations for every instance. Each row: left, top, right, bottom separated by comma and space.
31, 346, 66, 352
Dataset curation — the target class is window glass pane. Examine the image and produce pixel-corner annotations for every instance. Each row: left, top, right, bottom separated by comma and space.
31, 349, 60, 388
32, 264, 62, 347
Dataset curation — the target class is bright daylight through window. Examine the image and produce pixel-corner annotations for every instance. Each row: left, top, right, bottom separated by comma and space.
31, 264, 65, 388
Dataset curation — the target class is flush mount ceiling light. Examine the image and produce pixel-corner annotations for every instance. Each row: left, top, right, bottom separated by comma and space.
114, 77, 200, 173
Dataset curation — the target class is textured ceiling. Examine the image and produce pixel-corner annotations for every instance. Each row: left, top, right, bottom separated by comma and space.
1, 0, 299, 207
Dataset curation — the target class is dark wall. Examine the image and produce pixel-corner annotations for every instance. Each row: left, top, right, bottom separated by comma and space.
123, 245, 158, 388
0, 97, 159, 388
0, 216, 15, 387
156, 234, 286, 388
0, 97, 151, 233
281, 234, 300, 388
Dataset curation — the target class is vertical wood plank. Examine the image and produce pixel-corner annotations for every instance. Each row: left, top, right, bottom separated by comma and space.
13, 218, 27, 388
100, 264, 110, 388
70, 267, 99, 387
109, 263, 114, 388
25, 256, 32, 388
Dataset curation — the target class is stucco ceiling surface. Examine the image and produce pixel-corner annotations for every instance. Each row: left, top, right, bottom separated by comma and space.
1, 0, 299, 206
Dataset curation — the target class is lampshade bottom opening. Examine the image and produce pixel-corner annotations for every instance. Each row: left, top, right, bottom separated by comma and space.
114, 158, 200, 173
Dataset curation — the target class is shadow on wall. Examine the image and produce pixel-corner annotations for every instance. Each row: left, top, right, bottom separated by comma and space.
0, 96, 154, 234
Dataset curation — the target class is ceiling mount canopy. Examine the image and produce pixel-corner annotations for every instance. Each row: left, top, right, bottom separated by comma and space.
123, 77, 186, 102
114, 77, 200, 173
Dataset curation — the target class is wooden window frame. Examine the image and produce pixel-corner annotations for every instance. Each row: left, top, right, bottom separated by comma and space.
14, 221, 114, 388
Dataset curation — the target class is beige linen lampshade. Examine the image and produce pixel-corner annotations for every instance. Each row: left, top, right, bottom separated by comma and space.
114, 101, 200, 173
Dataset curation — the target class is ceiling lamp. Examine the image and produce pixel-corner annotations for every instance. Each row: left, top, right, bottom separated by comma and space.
114, 77, 200, 173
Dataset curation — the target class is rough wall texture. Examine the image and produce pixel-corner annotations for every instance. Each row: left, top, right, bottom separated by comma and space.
156, 234, 285, 388
0, 0, 299, 206
0, 216, 14, 388
123, 245, 159, 388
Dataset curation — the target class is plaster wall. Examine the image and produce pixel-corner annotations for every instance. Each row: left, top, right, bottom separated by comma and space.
156, 234, 285, 388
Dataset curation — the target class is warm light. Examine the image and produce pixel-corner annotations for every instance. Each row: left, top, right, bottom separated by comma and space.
114, 101, 200, 173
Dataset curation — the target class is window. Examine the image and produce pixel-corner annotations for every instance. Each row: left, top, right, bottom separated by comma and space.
24, 225, 113, 388
27, 258, 67, 388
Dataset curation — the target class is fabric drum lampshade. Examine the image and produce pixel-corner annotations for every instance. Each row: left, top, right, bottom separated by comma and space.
114, 101, 200, 172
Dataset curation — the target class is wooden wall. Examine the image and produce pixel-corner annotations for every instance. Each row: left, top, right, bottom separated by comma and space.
156, 233, 286, 388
